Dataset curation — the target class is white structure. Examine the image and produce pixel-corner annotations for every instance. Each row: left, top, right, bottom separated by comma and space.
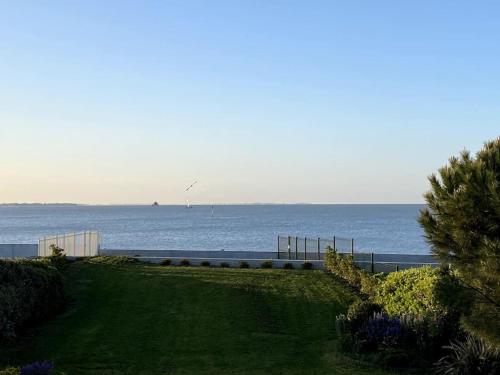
38, 231, 101, 257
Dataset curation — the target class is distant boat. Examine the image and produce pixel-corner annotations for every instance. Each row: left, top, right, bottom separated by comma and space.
185, 180, 198, 209
152, 201, 159, 206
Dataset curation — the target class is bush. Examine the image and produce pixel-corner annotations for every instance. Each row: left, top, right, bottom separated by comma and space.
435, 335, 499, 375
20, 361, 53, 375
200, 261, 210, 267
324, 249, 380, 296
0, 260, 65, 340
239, 261, 249, 269
374, 266, 445, 318
261, 261, 273, 269
160, 259, 171, 266
86, 256, 139, 265
46, 245, 67, 269
301, 262, 313, 270
220, 262, 230, 268
179, 259, 190, 267
283, 262, 294, 270
0, 368, 20, 375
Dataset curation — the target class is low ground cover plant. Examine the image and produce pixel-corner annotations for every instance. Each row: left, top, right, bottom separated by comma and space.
0, 260, 65, 340
220, 262, 230, 268
238, 261, 249, 268
283, 262, 294, 269
200, 261, 210, 267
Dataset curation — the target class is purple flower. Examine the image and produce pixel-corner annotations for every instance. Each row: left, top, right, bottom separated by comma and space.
20, 361, 53, 375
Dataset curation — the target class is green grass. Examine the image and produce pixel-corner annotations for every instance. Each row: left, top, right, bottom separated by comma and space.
1, 261, 396, 375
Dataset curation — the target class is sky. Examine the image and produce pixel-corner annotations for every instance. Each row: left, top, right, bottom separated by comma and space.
0, 1, 499, 204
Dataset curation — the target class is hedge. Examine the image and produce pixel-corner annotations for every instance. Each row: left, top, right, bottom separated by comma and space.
0, 259, 66, 340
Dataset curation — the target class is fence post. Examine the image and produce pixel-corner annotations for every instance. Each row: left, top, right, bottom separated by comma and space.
396, 265, 399, 272
371, 252, 374, 273
277, 236, 280, 259
287, 236, 291, 259
304, 237, 307, 260
333, 236, 336, 251
317, 237, 320, 260
295, 237, 298, 260
351, 239, 354, 256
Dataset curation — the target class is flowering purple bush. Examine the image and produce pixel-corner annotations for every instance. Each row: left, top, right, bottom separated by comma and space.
20, 361, 53, 375
363, 312, 402, 346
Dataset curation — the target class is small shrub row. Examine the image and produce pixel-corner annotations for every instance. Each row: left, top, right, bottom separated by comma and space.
86, 256, 139, 265
0, 259, 66, 340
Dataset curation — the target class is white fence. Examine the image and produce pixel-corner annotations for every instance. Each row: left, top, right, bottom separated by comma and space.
38, 231, 101, 257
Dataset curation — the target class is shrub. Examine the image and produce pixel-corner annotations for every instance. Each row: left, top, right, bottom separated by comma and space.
374, 266, 445, 318
200, 261, 210, 267
301, 262, 313, 270
324, 248, 380, 296
0, 260, 65, 340
20, 361, 53, 375
46, 245, 67, 269
0, 368, 20, 375
220, 262, 230, 268
179, 259, 190, 266
283, 262, 294, 269
261, 261, 273, 269
435, 335, 500, 375
347, 300, 383, 331
160, 259, 171, 266
86, 256, 139, 265
239, 261, 249, 268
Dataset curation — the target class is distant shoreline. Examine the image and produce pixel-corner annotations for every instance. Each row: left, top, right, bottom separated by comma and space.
1, 202, 425, 206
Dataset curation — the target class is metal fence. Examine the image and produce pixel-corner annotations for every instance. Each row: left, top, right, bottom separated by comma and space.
277, 235, 354, 260
277, 235, 439, 272
38, 231, 101, 257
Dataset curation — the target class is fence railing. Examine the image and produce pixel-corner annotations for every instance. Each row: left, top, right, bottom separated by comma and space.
277, 235, 354, 260
38, 231, 101, 257
277, 235, 439, 272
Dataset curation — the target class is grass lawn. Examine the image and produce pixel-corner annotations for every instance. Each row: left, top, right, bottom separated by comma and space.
1, 261, 396, 375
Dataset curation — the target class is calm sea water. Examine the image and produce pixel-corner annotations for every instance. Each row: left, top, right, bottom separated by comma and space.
0, 204, 429, 254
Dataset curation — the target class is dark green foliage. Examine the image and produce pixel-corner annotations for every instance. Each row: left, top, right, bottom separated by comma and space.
301, 262, 313, 270
219, 262, 230, 268
283, 262, 294, 269
85, 256, 139, 265
179, 259, 190, 267
200, 261, 211, 267
260, 260, 273, 269
160, 259, 172, 266
238, 261, 249, 268
374, 266, 445, 318
324, 249, 380, 296
435, 335, 499, 375
419, 138, 500, 345
0, 260, 65, 340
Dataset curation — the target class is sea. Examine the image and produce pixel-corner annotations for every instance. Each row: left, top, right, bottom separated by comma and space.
0, 204, 429, 254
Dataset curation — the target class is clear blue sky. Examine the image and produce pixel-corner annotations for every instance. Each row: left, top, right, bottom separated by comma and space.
0, 1, 498, 204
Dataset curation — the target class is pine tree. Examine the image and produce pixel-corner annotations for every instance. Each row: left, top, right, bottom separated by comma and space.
419, 137, 500, 346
